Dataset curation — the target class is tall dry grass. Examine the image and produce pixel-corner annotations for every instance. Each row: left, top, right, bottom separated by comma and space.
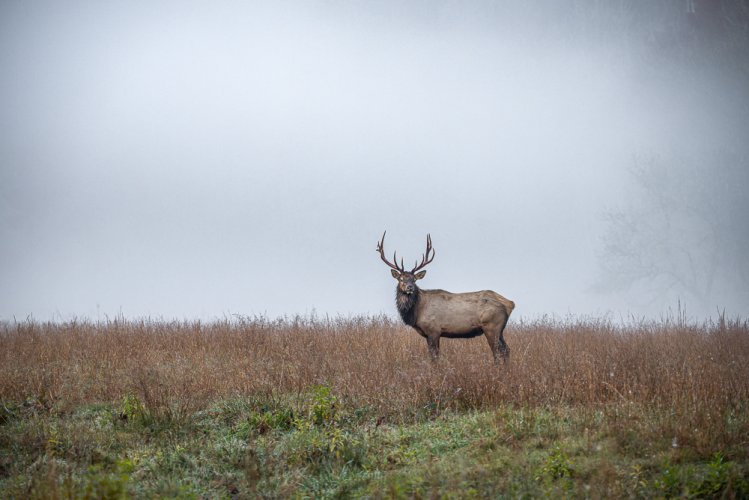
2, 315, 748, 428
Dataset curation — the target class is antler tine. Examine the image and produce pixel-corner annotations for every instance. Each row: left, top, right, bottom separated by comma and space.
411, 233, 436, 273
376, 231, 404, 272
392, 251, 406, 273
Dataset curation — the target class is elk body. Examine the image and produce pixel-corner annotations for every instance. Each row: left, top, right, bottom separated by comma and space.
377, 232, 515, 361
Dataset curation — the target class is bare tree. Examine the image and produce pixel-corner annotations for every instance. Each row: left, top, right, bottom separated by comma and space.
596, 152, 749, 315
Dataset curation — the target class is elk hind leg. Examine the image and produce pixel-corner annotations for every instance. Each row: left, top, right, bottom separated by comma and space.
484, 314, 510, 363
483, 327, 501, 362
497, 313, 510, 361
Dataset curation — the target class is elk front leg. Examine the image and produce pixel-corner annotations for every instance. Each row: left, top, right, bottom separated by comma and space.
426, 335, 441, 361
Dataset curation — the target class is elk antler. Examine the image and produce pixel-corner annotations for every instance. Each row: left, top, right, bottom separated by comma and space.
411, 233, 435, 273
376, 231, 405, 273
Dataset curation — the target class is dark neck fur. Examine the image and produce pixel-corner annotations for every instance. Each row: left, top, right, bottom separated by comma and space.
395, 287, 420, 327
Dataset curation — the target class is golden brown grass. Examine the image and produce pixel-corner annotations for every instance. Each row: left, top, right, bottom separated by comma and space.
2, 315, 749, 498
2, 315, 748, 427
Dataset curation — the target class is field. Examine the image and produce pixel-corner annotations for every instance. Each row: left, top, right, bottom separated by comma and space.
1, 314, 748, 498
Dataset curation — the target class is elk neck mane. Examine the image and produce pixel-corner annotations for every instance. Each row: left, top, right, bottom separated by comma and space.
395, 287, 420, 327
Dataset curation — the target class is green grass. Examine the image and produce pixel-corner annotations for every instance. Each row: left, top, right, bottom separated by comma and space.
2, 389, 748, 499
2, 316, 748, 497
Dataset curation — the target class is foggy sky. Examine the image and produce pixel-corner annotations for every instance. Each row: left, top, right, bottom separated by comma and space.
1, 1, 747, 321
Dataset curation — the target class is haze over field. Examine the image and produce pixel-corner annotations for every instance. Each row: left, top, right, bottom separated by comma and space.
1, 1, 748, 320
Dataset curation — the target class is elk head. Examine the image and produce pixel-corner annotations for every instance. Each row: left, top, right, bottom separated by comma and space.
376, 232, 435, 295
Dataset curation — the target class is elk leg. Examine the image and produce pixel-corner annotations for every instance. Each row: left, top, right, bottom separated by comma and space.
498, 332, 509, 361
426, 335, 440, 360
485, 315, 510, 363
497, 314, 510, 362
483, 327, 501, 362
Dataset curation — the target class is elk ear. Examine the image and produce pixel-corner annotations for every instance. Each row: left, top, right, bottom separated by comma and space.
391, 269, 401, 279
414, 270, 427, 280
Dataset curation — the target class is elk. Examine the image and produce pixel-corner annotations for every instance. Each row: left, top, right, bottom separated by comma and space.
377, 232, 515, 361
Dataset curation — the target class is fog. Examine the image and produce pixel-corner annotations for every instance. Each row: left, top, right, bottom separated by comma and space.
1, 1, 748, 321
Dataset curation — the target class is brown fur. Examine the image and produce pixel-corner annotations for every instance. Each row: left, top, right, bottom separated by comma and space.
393, 273, 515, 361
378, 232, 514, 361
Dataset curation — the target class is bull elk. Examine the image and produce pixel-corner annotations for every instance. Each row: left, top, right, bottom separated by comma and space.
377, 232, 515, 361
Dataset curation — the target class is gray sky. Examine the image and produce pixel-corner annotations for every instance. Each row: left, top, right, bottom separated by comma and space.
2, 1, 747, 321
